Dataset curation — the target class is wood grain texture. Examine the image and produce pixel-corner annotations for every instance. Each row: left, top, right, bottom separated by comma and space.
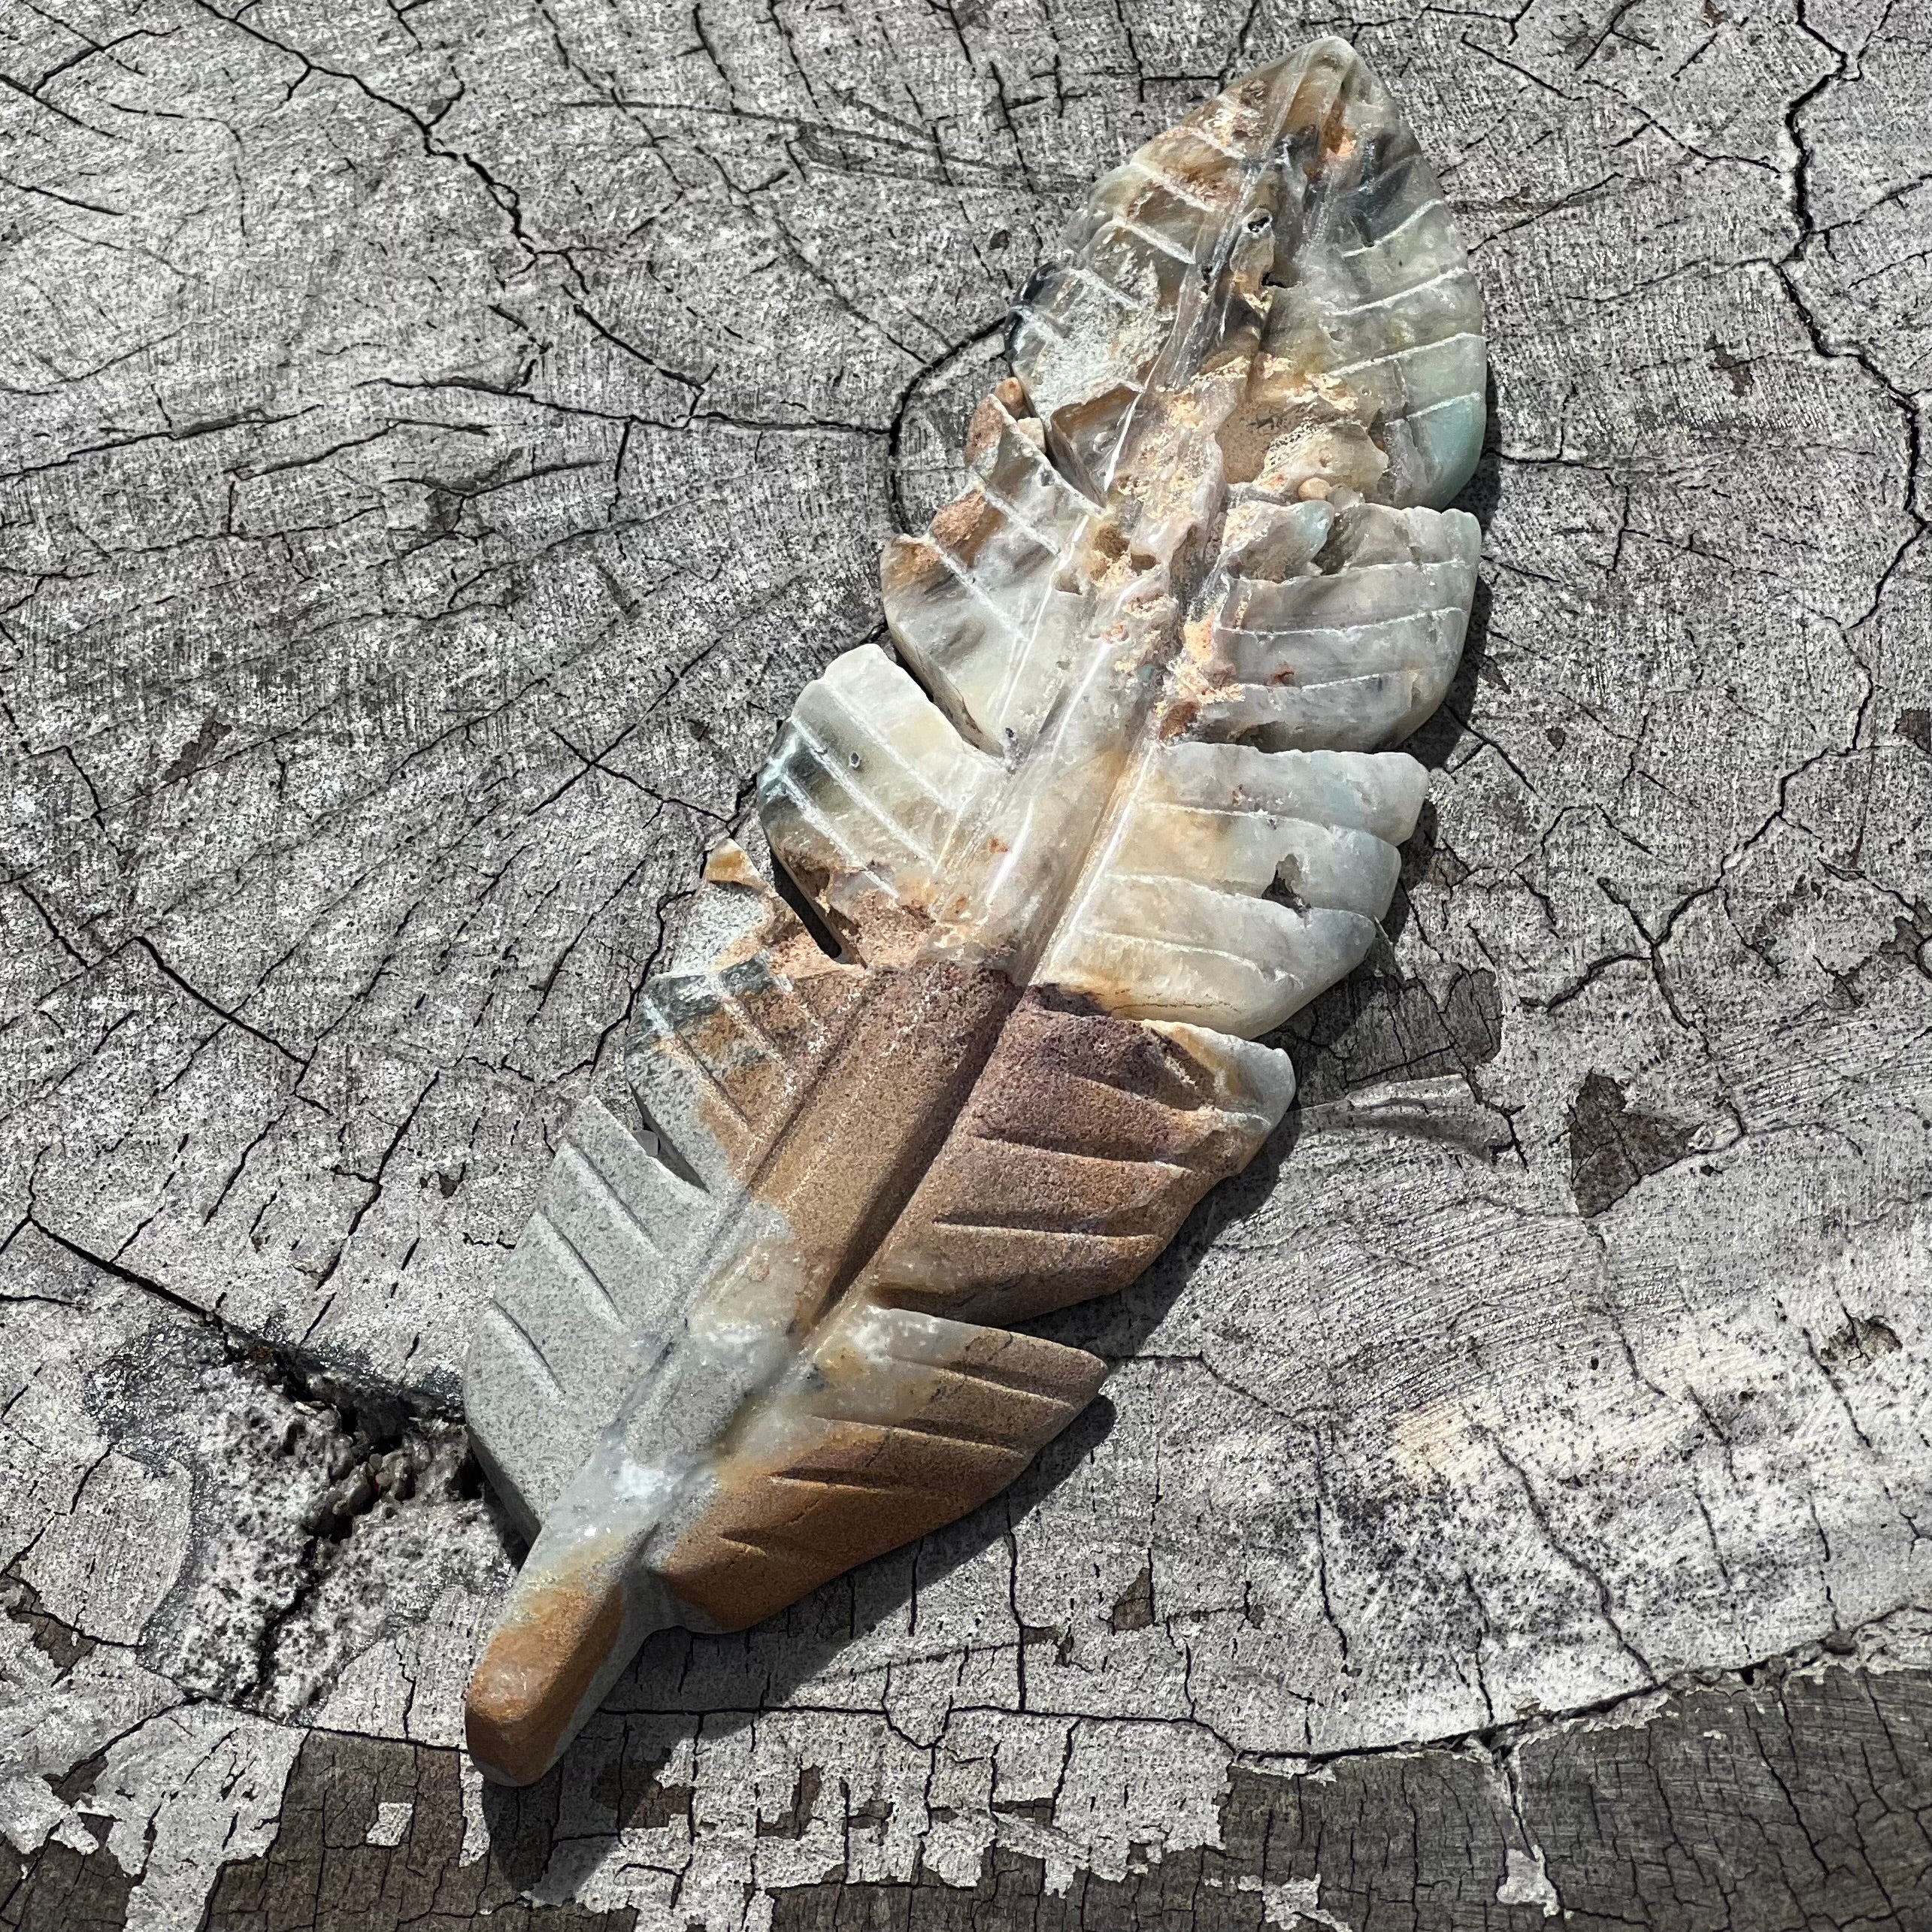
1, 0, 1928, 1921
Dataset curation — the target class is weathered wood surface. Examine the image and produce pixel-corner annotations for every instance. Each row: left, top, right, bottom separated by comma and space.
1, 0, 1928, 1924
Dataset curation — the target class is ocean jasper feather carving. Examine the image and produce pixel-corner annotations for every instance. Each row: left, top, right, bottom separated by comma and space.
463, 39, 1485, 1785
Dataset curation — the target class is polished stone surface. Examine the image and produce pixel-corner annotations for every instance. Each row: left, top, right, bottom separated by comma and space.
464, 39, 1485, 1786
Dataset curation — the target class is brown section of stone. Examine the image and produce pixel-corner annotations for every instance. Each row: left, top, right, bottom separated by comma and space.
661, 966, 870, 1179
643, 980, 1274, 1643
466, 1573, 625, 1788
927, 489, 997, 565
831, 893, 934, 971
1133, 125, 1243, 211
854, 989, 1275, 1325
748, 958, 1020, 1328
879, 529, 949, 610
768, 832, 934, 966
659, 1325, 1105, 1631
702, 846, 865, 986
961, 380, 1031, 468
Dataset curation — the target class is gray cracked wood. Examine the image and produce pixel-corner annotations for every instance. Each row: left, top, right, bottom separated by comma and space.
1, 0, 1929, 1924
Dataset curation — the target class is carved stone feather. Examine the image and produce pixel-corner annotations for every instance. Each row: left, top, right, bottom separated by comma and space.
462, 37, 1485, 1785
